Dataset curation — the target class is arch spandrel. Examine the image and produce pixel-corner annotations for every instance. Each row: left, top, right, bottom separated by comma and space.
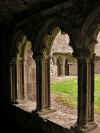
80, 6, 100, 49
31, 17, 76, 56
9, 31, 27, 62
24, 40, 33, 58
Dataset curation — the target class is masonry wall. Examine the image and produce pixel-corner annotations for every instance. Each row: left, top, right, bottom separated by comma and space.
50, 62, 57, 79
69, 63, 77, 75
24, 58, 36, 102
23, 58, 100, 102
95, 61, 100, 74
50, 61, 78, 79
22, 31, 100, 101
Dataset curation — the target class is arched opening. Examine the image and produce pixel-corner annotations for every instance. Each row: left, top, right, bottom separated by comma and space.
38, 27, 78, 128
23, 40, 36, 110
10, 35, 37, 112
10, 34, 26, 104
73, 8, 100, 131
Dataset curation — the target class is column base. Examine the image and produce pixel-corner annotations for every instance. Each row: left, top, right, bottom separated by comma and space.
15, 99, 25, 104
36, 107, 56, 115
11, 100, 18, 104
71, 121, 97, 133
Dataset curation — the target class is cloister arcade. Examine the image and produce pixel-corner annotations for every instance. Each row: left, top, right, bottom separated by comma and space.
2, 1, 100, 133
9, 24, 98, 132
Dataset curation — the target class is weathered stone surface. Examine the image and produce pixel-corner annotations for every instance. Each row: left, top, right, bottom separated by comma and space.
51, 31, 72, 54
95, 61, 100, 74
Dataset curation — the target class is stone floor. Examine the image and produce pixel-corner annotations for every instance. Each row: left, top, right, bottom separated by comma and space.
14, 93, 100, 129
90, 127, 100, 133
15, 99, 36, 112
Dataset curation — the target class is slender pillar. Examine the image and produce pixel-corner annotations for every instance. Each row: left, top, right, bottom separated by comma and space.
24, 58, 28, 100
17, 58, 24, 102
10, 61, 17, 104
62, 57, 66, 76
21, 60, 24, 100
53, 56, 57, 65
72, 53, 97, 132
88, 54, 97, 128
45, 57, 51, 108
90, 56, 95, 122
77, 57, 89, 128
65, 60, 69, 76
35, 54, 50, 111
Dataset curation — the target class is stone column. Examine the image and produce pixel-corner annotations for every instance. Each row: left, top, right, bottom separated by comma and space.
77, 57, 89, 129
31, 60, 36, 102
72, 52, 97, 132
88, 54, 97, 126
45, 57, 51, 108
24, 58, 28, 100
53, 56, 57, 65
35, 53, 50, 111
53, 56, 57, 77
10, 59, 17, 104
16, 58, 24, 102
62, 57, 66, 76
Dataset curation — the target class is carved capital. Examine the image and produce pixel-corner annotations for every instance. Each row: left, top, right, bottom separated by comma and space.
73, 48, 94, 60
10, 57, 17, 64
33, 49, 50, 61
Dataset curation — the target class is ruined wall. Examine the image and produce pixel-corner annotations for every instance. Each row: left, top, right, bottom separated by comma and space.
24, 58, 36, 101
50, 59, 57, 79
50, 60, 78, 80
23, 31, 100, 102
50, 31, 77, 79
51, 31, 72, 54
69, 62, 77, 75
95, 61, 100, 74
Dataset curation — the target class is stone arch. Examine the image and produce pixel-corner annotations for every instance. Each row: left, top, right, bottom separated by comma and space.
32, 17, 74, 56
10, 32, 27, 103
23, 40, 36, 102
9, 31, 27, 60
10, 31, 37, 106
32, 17, 76, 111
81, 6, 100, 50
71, 7, 100, 131
6, 3, 100, 132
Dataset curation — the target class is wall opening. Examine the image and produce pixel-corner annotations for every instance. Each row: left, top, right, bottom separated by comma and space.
10, 36, 37, 112
40, 28, 78, 128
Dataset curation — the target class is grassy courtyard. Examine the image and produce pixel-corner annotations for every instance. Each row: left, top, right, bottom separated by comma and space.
51, 76, 100, 114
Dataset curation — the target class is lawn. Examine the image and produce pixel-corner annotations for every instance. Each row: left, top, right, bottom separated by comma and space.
51, 76, 100, 114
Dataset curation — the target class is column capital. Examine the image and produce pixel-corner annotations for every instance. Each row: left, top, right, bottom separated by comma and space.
72, 52, 97, 132
33, 51, 50, 61
72, 48, 94, 60
16, 57, 23, 63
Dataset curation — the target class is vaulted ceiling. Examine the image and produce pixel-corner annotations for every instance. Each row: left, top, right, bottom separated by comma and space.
0, 0, 100, 21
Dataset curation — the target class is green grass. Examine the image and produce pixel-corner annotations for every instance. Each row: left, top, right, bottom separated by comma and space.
51, 76, 100, 114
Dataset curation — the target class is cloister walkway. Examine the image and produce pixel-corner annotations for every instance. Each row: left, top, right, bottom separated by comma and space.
15, 92, 100, 129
